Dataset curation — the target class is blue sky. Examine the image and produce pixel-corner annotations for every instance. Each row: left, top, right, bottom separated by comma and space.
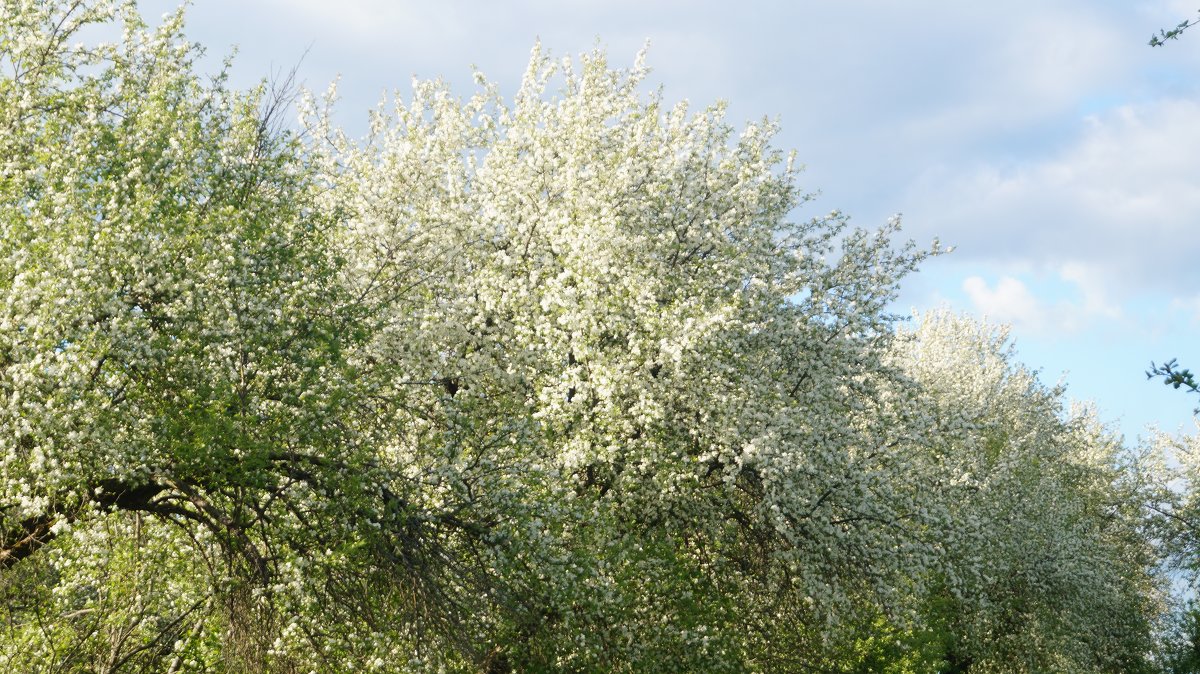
149, 0, 1200, 443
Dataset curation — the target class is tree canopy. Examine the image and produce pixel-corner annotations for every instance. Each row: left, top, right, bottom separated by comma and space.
0, 2, 1180, 672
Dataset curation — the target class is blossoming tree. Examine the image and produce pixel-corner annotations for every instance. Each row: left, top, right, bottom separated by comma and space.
886, 312, 1160, 672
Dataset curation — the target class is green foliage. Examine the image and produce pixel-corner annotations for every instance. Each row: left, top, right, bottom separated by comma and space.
1160, 602, 1200, 674
1149, 358, 1200, 413
1151, 13, 1200, 46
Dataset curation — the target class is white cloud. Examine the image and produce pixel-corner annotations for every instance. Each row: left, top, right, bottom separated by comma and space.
897, 9, 1129, 145
961, 265, 1128, 336
1059, 262, 1122, 320
907, 98, 1200, 299
963, 276, 1050, 333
